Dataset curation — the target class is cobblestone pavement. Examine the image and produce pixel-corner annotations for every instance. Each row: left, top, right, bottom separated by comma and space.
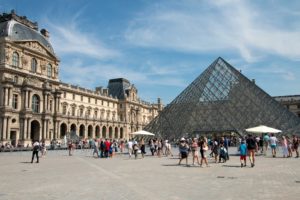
0, 147, 299, 200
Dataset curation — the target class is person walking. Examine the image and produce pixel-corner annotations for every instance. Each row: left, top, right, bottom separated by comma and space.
127, 139, 133, 158
178, 138, 189, 166
31, 141, 40, 163
133, 141, 139, 159
239, 140, 247, 167
92, 139, 99, 158
157, 140, 162, 157
149, 139, 155, 156
140, 138, 146, 158
292, 135, 299, 158
104, 139, 111, 158
211, 139, 219, 163
68, 141, 73, 156
263, 133, 270, 155
246, 134, 257, 167
199, 137, 209, 167
281, 136, 288, 158
269, 133, 278, 157
41, 141, 47, 157
287, 136, 293, 158
191, 138, 200, 165
165, 140, 173, 157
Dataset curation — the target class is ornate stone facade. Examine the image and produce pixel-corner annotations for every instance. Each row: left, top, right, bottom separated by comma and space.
0, 11, 162, 146
274, 95, 300, 118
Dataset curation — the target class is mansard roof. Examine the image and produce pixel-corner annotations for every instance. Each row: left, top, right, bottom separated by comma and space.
0, 11, 55, 54
108, 78, 132, 100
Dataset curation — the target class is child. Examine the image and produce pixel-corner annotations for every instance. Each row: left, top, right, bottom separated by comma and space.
239, 140, 247, 167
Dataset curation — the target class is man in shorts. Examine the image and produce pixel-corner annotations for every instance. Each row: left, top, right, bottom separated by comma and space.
269, 133, 278, 157
246, 134, 257, 167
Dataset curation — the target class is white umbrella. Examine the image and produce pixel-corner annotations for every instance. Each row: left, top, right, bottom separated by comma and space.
245, 125, 282, 134
129, 130, 155, 136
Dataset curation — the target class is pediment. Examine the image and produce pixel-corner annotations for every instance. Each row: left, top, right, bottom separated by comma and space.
18, 41, 57, 59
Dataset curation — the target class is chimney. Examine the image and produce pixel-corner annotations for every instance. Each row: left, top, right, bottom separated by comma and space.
40, 29, 50, 39
252, 79, 255, 84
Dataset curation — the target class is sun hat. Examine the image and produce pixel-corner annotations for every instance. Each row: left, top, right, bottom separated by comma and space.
180, 137, 185, 141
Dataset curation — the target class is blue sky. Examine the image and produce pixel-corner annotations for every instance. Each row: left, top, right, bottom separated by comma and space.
1, 0, 300, 104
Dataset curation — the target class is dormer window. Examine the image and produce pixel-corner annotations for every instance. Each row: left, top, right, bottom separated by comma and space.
31, 58, 37, 73
47, 64, 52, 78
12, 52, 19, 68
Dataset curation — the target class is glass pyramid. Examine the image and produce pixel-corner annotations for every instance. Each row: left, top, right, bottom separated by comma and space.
145, 57, 300, 139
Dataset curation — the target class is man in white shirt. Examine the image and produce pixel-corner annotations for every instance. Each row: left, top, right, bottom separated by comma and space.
127, 140, 133, 158
269, 133, 278, 157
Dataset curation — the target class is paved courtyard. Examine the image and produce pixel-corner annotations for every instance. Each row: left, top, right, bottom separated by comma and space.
0, 148, 299, 200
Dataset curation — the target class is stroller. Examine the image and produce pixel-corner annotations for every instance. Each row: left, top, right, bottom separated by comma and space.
219, 146, 228, 163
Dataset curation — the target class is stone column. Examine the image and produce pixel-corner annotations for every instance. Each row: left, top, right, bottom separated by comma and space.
46, 120, 49, 139
0, 117, 3, 140
6, 117, 11, 140
2, 117, 7, 140
42, 120, 46, 140
55, 121, 58, 139
28, 91, 31, 109
27, 119, 31, 140
23, 90, 27, 109
22, 118, 27, 140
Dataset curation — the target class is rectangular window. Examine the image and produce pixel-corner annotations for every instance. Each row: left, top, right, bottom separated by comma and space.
12, 94, 18, 109
88, 97, 91, 103
94, 110, 97, 118
81, 95, 83, 101
120, 104, 122, 109
72, 107, 75, 116
95, 99, 97, 104
80, 108, 83, 117
101, 100, 104, 105
64, 92, 66, 98
73, 94, 75, 100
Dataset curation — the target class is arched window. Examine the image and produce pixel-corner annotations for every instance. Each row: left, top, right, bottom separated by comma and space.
32, 95, 40, 113
12, 52, 19, 68
31, 58, 37, 73
47, 64, 52, 78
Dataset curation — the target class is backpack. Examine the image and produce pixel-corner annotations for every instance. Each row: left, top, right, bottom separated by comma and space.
247, 138, 256, 149
33, 145, 39, 151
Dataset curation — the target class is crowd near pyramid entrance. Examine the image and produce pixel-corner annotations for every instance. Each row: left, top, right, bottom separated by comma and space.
145, 57, 300, 139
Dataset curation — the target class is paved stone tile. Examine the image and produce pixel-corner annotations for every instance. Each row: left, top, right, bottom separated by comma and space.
0, 147, 299, 200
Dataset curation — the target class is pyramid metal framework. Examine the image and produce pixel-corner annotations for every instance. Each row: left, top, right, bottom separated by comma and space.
145, 57, 300, 139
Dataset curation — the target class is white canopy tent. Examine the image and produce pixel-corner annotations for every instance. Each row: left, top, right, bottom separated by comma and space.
129, 130, 155, 136
245, 125, 282, 134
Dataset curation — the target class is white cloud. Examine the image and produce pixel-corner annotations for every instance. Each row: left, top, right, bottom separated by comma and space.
59, 59, 188, 91
125, 0, 300, 62
44, 16, 120, 60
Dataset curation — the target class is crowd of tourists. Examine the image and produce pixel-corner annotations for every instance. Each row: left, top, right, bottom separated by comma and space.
18, 133, 300, 166
176, 134, 299, 168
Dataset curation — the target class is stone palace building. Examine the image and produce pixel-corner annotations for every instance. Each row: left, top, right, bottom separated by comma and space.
0, 11, 162, 146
